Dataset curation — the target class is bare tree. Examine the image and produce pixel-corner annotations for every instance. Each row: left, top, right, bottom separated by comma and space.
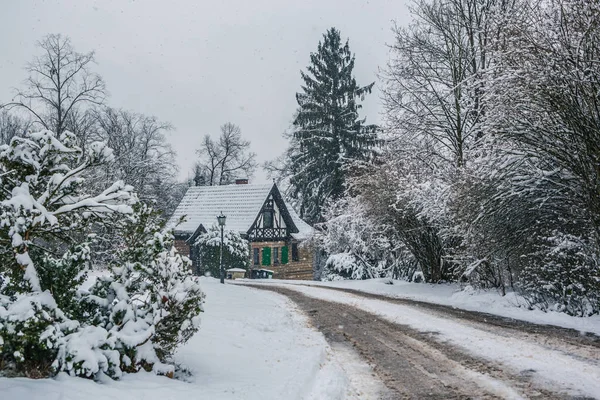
93, 107, 179, 214
381, 0, 504, 169
0, 110, 31, 144
2, 34, 106, 136
194, 122, 257, 185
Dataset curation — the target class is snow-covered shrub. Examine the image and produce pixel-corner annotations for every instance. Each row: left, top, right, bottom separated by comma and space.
53, 325, 121, 379
0, 291, 76, 377
318, 195, 414, 281
36, 244, 92, 318
323, 253, 369, 281
520, 233, 600, 316
150, 248, 204, 362
195, 225, 249, 277
0, 130, 134, 378
82, 204, 205, 376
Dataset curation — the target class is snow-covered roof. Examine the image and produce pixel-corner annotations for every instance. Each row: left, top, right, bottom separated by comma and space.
288, 206, 313, 241
167, 183, 314, 242
226, 268, 247, 272
168, 183, 273, 235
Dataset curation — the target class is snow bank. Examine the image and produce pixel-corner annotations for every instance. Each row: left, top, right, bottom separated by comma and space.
0, 279, 359, 400
243, 278, 600, 336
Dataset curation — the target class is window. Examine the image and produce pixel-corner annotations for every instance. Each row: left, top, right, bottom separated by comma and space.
292, 243, 299, 262
273, 247, 279, 264
263, 210, 273, 228
253, 248, 260, 265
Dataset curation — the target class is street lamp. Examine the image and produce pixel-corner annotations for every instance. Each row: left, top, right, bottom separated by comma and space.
217, 212, 227, 284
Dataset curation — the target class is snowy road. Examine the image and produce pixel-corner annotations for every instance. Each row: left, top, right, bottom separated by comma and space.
241, 282, 600, 400
2, 278, 598, 399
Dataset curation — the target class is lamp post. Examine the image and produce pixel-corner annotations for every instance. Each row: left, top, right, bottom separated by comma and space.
217, 212, 227, 284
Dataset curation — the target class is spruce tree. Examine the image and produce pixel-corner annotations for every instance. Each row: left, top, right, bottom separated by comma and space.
289, 28, 377, 224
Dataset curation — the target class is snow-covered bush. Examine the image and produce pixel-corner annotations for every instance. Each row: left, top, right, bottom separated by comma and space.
0, 291, 76, 377
0, 130, 204, 379
0, 130, 133, 377
36, 244, 92, 318
318, 194, 416, 281
520, 233, 600, 317
82, 204, 204, 376
319, 198, 384, 281
195, 225, 249, 277
323, 253, 369, 281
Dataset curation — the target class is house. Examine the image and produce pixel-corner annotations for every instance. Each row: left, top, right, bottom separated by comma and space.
167, 181, 314, 280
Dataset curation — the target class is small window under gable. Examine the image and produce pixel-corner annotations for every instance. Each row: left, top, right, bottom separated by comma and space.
263, 210, 274, 228
263, 197, 274, 228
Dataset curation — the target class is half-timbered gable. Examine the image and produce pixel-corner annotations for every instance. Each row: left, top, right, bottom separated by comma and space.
248, 185, 298, 241
167, 182, 314, 280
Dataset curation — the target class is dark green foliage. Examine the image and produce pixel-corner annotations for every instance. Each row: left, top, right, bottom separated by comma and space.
36, 245, 90, 319
195, 226, 250, 277
288, 27, 378, 224
98, 203, 205, 365
0, 297, 70, 378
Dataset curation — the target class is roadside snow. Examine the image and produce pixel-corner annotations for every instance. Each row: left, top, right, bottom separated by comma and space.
241, 278, 600, 336
257, 283, 600, 399
0, 278, 382, 400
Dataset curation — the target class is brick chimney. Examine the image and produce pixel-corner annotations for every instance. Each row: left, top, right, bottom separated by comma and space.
235, 178, 249, 185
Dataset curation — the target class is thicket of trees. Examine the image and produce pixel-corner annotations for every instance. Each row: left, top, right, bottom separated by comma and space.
0, 34, 183, 218
0, 130, 204, 379
304, 0, 600, 316
0, 35, 204, 380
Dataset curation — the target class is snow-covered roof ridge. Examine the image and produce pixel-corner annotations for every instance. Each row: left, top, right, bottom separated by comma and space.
167, 183, 273, 235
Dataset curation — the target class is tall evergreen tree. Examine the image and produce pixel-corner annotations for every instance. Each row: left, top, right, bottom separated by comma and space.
287, 28, 378, 224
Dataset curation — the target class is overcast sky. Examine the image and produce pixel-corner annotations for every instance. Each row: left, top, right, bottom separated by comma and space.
0, 0, 410, 182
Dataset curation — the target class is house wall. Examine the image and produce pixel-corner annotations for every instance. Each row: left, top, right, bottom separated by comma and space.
174, 239, 191, 258
250, 240, 314, 280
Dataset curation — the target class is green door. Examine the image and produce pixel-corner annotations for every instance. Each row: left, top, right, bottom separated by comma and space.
281, 246, 289, 264
262, 247, 271, 266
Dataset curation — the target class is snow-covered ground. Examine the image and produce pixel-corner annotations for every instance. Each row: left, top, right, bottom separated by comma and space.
244, 282, 600, 399
240, 278, 600, 336
0, 278, 383, 400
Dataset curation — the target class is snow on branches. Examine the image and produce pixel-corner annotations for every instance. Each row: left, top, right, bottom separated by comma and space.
0, 130, 134, 292
0, 130, 204, 379
195, 225, 250, 277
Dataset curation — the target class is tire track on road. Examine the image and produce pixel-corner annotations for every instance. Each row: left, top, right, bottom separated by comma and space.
245, 285, 573, 400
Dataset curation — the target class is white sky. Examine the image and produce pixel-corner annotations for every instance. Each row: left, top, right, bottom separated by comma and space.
0, 0, 410, 182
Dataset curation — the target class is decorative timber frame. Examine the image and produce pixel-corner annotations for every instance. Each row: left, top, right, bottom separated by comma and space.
247, 185, 300, 242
